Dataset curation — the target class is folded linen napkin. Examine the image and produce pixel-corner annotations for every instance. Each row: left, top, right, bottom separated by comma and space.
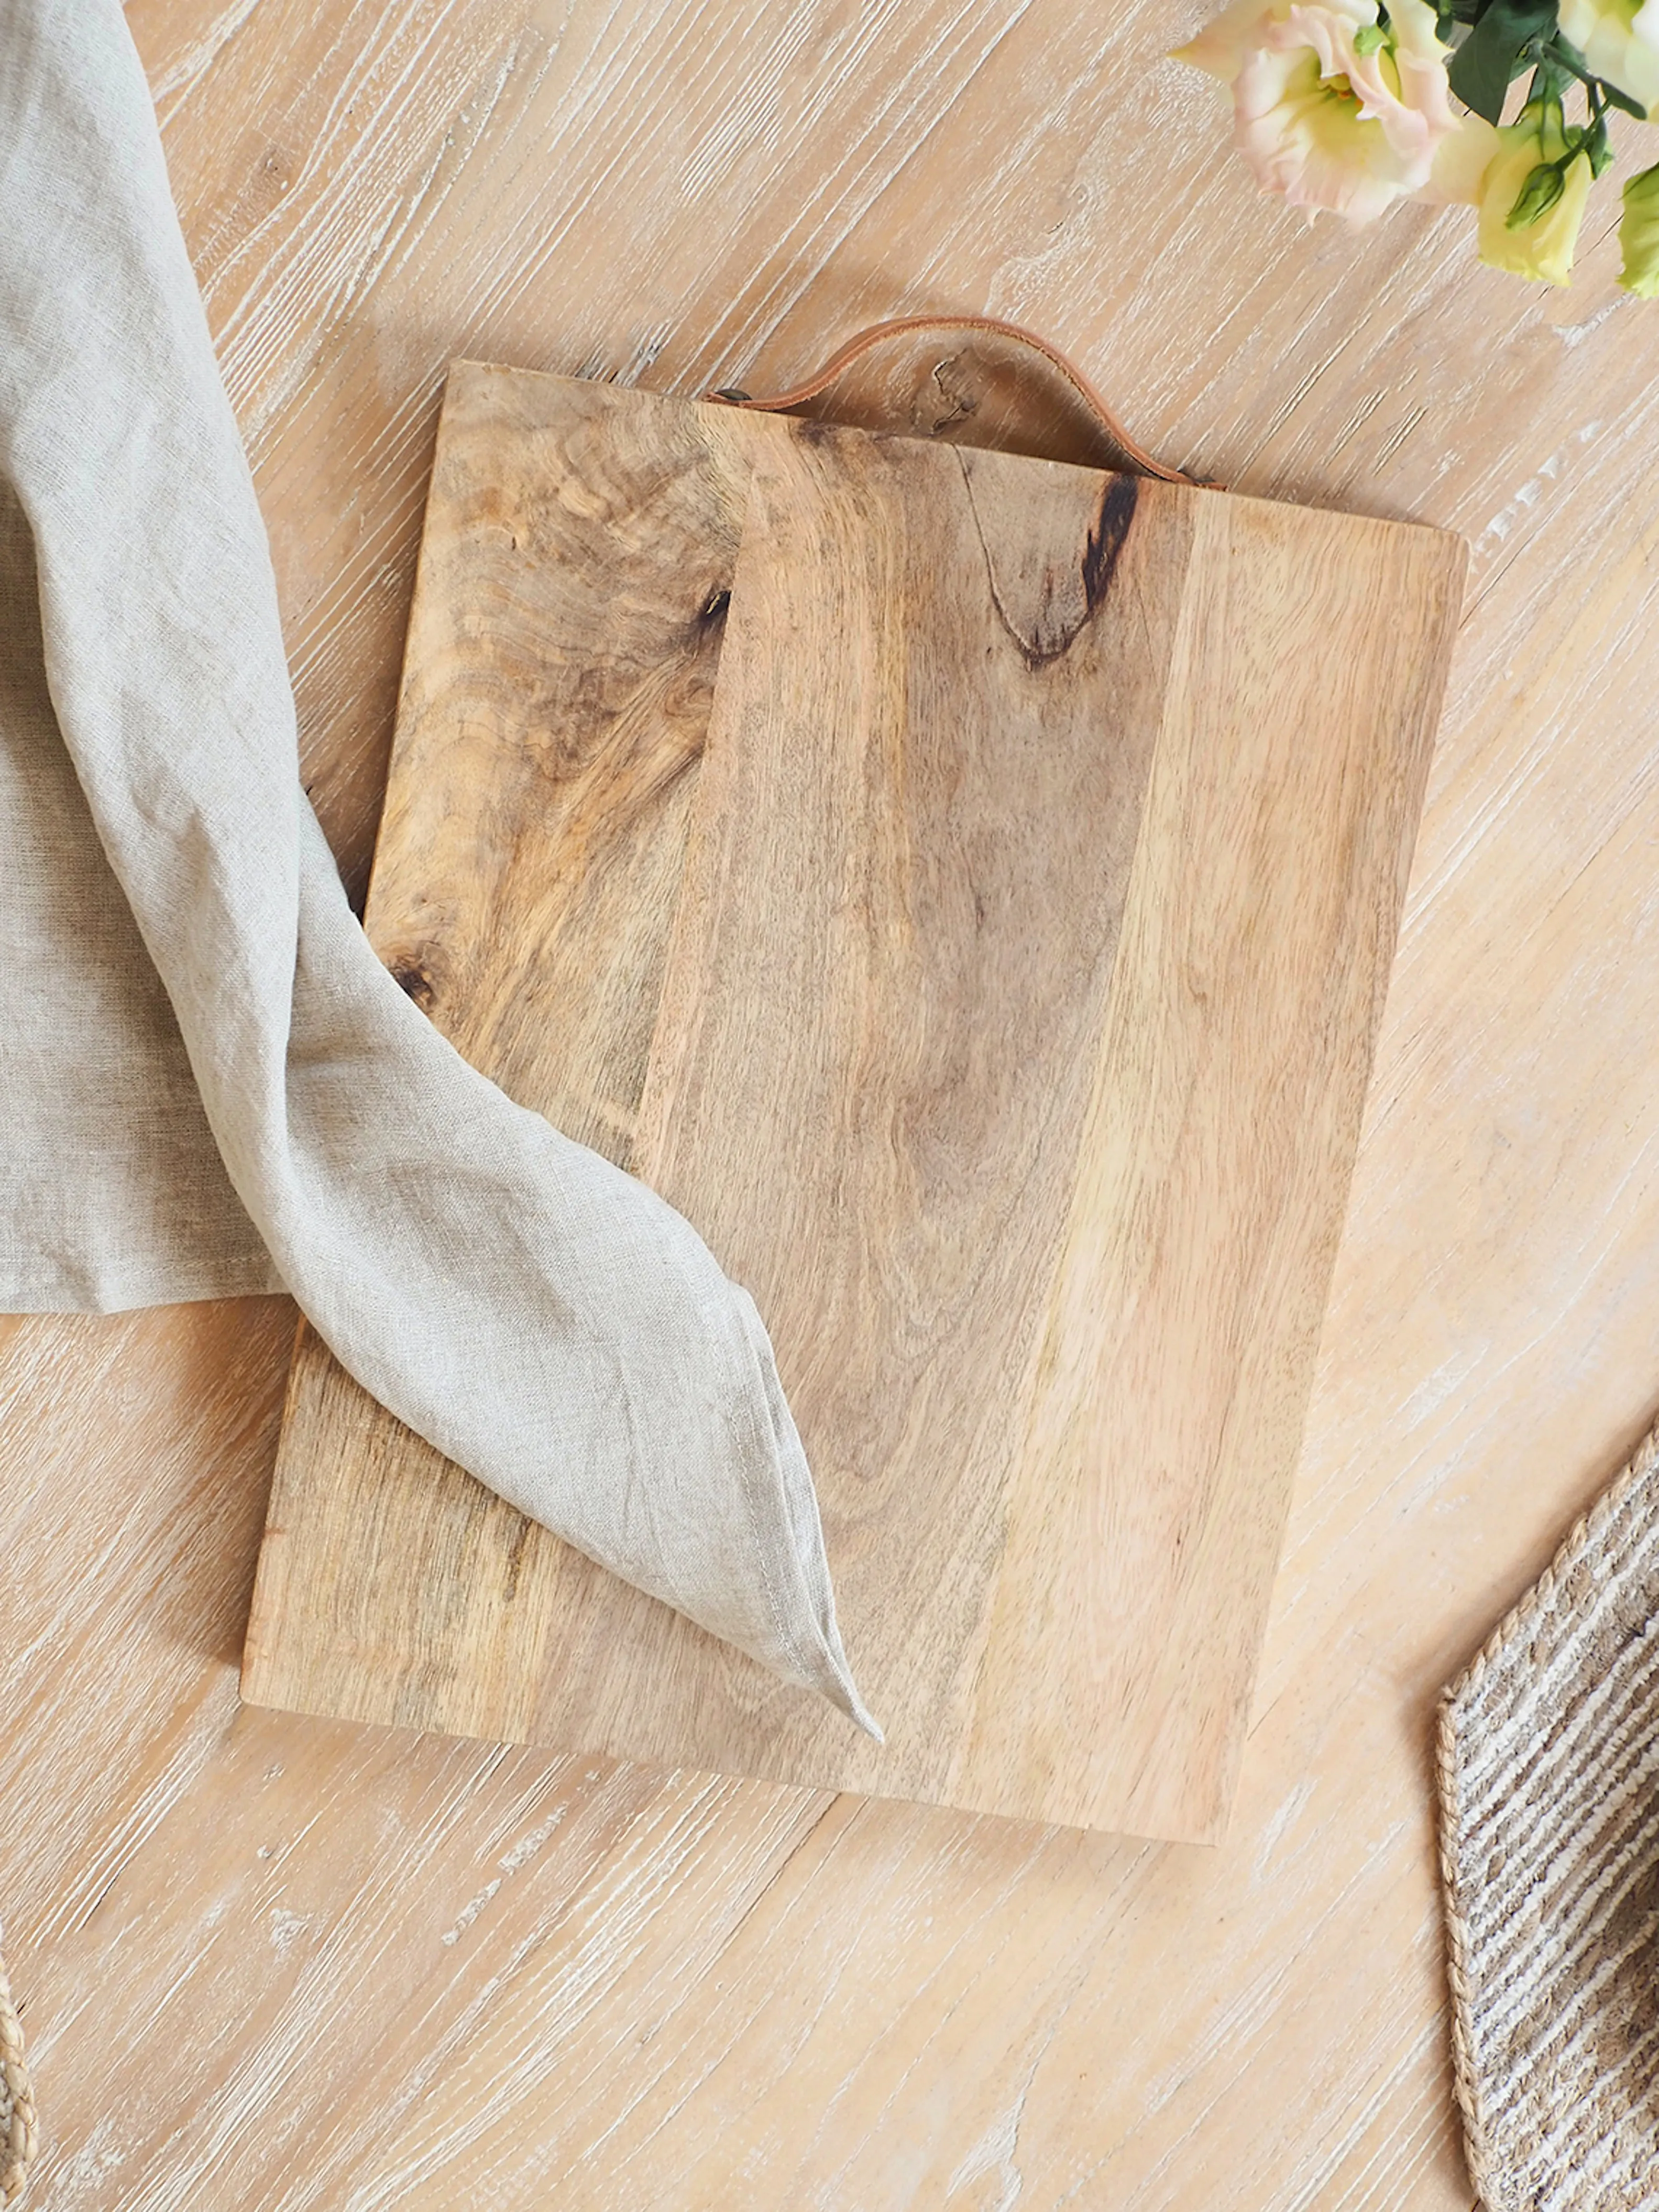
0, 0, 873, 1733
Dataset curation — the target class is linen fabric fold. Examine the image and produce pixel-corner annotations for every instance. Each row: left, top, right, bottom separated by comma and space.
0, 0, 873, 1733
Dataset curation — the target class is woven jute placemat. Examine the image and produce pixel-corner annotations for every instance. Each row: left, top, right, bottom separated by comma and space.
0, 1945, 35, 2204
1439, 1414, 1659, 2211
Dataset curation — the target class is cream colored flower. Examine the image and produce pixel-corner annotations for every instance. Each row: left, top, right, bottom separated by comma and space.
1414, 109, 1503, 205
1176, 0, 1472, 224
1475, 99, 1595, 284
1619, 160, 1659, 291
1555, 0, 1659, 119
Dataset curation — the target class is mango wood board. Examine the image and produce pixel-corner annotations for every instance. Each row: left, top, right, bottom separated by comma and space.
240, 360, 1464, 1844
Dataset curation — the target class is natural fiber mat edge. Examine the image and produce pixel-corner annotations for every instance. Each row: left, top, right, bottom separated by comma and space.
0, 1945, 35, 2203
1438, 1414, 1659, 2212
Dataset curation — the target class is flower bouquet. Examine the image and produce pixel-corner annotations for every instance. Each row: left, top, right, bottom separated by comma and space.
1176, 0, 1659, 289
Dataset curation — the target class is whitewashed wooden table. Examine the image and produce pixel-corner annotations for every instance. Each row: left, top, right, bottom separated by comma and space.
4, 1, 1657, 2202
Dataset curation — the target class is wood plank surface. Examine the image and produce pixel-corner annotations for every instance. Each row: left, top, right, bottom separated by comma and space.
6, 0, 1659, 2199
244, 370, 1462, 1842
958, 487, 1463, 1837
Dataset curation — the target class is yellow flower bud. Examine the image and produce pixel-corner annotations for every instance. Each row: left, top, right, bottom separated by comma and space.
1476, 101, 1595, 286
1620, 161, 1659, 295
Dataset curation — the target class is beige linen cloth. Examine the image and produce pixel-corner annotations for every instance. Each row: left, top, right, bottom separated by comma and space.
0, 0, 873, 1733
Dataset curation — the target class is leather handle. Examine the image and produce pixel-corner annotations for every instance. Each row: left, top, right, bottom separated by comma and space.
705, 313, 1212, 488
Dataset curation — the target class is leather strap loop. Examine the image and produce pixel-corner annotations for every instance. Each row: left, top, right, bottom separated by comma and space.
705, 314, 1210, 488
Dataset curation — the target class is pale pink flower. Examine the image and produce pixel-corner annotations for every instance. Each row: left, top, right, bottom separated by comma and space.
1177, 0, 1492, 225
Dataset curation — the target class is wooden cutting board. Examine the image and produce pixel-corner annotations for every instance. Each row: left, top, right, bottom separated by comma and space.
240, 358, 1464, 1844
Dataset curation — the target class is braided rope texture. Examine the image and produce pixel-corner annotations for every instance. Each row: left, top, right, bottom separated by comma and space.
0, 1945, 34, 2203
1439, 1415, 1659, 2211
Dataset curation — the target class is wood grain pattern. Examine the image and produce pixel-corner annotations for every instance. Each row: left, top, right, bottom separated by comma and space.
244, 366, 1463, 1844
8, 0, 1659, 2197
962, 490, 1462, 1838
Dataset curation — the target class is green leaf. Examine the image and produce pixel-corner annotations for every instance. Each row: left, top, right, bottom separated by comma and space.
1448, 0, 1559, 123
1354, 21, 1387, 51
1507, 160, 1566, 226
